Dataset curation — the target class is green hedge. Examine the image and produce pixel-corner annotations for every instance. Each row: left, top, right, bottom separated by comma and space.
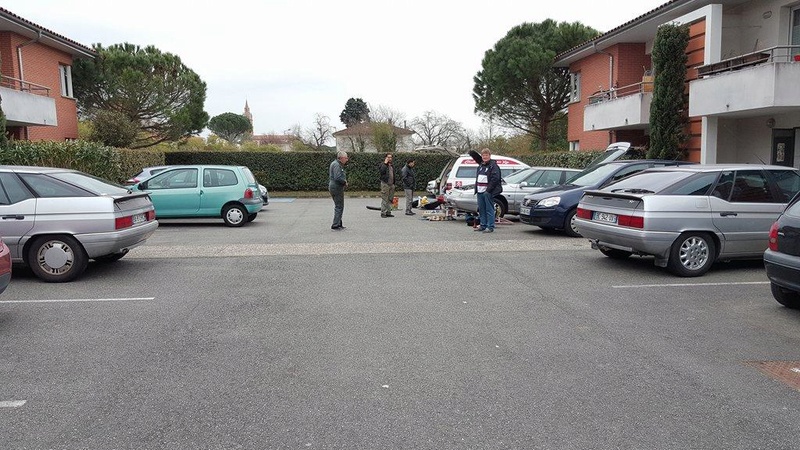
1, 141, 611, 191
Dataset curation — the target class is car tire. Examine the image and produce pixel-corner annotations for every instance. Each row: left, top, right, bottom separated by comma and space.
770, 282, 800, 309
223, 204, 247, 227
599, 247, 632, 259
94, 250, 128, 263
27, 235, 88, 282
667, 232, 716, 277
563, 209, 581, 237
247, 213, 258, 222
493, 198, 507, 218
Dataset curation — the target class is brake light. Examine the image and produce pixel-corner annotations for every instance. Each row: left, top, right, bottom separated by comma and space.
115, 216, 133, 229
244, 188, 255, 199
618, 214, 644, 229
146, 210, 156, 221
768, 221, 779, 251
576, 207, 592, 219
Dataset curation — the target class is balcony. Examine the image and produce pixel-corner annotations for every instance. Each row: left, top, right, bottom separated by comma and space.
0, 76, 57, 127
583, 81, 653, 132
689, 46, 800, 118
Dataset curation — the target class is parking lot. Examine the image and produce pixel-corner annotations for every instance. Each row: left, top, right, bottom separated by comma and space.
2, 197, 800, 449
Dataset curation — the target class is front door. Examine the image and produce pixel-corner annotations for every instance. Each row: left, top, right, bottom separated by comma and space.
771, 129, 795, 167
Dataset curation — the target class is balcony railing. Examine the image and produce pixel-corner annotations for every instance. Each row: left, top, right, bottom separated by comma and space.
586, 80, 653, 106
697, 45, 800, 77
0, 75, 51, 96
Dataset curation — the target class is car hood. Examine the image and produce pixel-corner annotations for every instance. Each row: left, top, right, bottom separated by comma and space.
525, 183, 584, 199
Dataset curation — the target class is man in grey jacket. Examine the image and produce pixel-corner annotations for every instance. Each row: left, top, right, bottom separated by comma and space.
329, 151, 349, 230
401, 158, 416, 215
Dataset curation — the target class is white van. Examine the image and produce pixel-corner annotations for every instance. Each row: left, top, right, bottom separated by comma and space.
426, 154, 529, 195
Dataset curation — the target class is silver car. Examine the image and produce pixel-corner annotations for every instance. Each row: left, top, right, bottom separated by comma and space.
575, 164, 800, 277
0, 166, 159, 282
445, 166, 580, 217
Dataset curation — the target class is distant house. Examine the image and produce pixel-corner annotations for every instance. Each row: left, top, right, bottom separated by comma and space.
250, 133, 295, 152
333, 122, 415, 153
556, 0, 800, 168
0, 8, 96, 141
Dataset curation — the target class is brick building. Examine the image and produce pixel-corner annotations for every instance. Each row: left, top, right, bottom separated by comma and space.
557, 0, 800, 168
0, 8, 95, 141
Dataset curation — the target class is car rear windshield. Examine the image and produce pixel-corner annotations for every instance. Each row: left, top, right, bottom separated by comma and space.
566, 163, 626, 187
49, 172, 130, 195
604, 170, 696, 193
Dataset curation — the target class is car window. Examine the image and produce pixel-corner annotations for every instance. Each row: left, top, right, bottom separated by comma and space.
663, 172, 718, 195
565, 163, 623, 187
785, 194, 800, 217
204, 169, 239, 187
49, 171, 129, 195
729, 170, 776, 203
242, 167, 257, 184
17, 173, 94, 198
535, 170, 565, 187
147, 168, 198, 190
767, 169, 800, 202
0, 173, 33, 204
500, 168, 520, 179
712, 171, 734, 200
504, 168, 538, 184
455, 167, 477, 178
603, 163, 652, 186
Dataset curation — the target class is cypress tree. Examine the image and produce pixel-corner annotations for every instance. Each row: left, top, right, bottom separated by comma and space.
648, 23, 690, 160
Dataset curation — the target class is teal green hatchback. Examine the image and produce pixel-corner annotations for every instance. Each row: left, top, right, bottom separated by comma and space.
131, 165, 263, 227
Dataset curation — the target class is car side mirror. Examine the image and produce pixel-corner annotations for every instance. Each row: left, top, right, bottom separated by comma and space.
520, 182, 528, 187
139, 181, 147, 190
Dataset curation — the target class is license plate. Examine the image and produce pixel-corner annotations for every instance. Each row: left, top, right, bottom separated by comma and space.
132, 213, 146, 224
593, 211, 617, 224
520, 206, 531, 216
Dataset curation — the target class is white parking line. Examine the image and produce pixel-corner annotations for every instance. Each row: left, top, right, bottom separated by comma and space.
0, 297, 155, 304
613, 281, 769, 289
0, 400, 26, 408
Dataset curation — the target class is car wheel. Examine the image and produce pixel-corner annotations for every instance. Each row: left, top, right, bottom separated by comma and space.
247, 213, 258, 222
94, 250, 128, 263
563, 209, 581, 237
667, 232, 716, 277
27, 235, 88, 282
223, 204, 247, 227
770, 282, 800, 309
599, 247, 632, 259
493, 198, 507, 218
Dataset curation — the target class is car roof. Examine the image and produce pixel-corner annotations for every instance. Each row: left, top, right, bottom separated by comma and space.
0, 165, 81, 174
641, 163, 798, 172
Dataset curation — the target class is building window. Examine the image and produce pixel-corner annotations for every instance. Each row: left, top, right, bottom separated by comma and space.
792, 7, 800, 57
569, 72, 581, 103
59, 64, 73, 98
569, 141, 580, 151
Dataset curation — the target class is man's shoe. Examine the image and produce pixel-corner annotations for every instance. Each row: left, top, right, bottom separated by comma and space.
386, 213, 395, 217
473, 227, 486, 231
483, 228, 494, 233
405, 212, 415, 216
381, 214, 388, 218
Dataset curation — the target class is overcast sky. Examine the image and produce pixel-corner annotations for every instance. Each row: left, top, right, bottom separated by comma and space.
8, 0, 667, 136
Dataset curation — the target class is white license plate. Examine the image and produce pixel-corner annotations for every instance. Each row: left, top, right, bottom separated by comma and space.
520, 206, 531, 216
132, 213, 146, 224
593, 211, 617, 224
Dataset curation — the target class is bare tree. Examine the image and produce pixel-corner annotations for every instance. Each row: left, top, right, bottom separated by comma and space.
410, 111, 466, 148
369, 104, 407, 126
304, 113, 335, 150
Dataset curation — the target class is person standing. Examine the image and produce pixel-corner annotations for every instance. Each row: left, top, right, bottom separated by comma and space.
401, 158, 416, 216
379, 153, 395, 218
472, 148, 502, 233
329, 151, 349, 230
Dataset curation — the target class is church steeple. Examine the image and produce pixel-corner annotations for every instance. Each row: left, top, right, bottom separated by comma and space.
243, 101, 253, 126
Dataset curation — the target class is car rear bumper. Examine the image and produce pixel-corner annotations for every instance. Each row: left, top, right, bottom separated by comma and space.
576, 218, 678, 259
77, 220, 159, 258
764, 249, 800, 293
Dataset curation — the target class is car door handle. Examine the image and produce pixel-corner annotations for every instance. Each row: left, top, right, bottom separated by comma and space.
2, 215, 24, 220
719, 211, 738, 217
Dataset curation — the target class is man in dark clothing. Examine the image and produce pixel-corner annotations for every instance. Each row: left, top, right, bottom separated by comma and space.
378, 153, 395, 218
401, 159, 416, 216
471, 148, 502, 233
328, 151, 348, 230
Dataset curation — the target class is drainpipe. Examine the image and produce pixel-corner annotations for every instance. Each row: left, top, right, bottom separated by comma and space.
592, 42, 615, 145
16, 30, 43, 90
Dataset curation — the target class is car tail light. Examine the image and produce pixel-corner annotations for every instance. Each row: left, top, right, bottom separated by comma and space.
576, 207, 592, 219
437, 195, 445, 203
115, 216, 133, 229
146, 210, 156, 221
768, 221, 779, 251
618, 214, 644, 229
116, 210, 155, 229
244, 188, 255, 199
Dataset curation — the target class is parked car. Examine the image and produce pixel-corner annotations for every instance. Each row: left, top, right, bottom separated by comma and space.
519, 159, 692, 236
764, 192, 800, 308
0, 165, 159, 282
445, 166, 580, 217
131, 165, 262, 226
575, 164, 800, 277
259, 184, 269, 208
426, 153, 529, 195
124, 165, 171, 186
0, 237, 10, 294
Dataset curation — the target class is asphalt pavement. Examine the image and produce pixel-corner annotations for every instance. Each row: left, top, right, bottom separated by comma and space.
1, 198, 799, 449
